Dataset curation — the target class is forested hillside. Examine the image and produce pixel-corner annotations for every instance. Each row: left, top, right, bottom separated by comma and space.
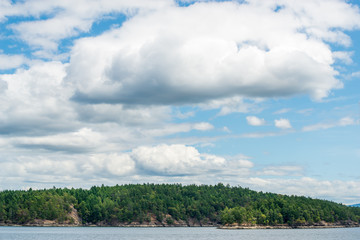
0, 184, 359, 227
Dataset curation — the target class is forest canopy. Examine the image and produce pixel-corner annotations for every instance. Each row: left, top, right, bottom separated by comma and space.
0, 183, 359, 226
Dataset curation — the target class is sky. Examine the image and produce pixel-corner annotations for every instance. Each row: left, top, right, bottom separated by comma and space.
0, 0, 359, 204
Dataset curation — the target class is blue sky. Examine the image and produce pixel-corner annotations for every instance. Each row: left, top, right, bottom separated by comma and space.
0, 0, 359, 204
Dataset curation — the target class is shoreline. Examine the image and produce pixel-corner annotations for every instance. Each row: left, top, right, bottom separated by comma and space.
218, 225, 360, 229
218, 222, 360, 230
1, 223, 359, 229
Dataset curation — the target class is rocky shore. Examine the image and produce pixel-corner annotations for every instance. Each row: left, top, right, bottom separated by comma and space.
0, 212, 218, 227
0, 221, 218, 227
219, 221, 360, 229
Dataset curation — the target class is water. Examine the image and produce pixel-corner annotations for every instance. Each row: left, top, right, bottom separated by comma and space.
0, 227, 360, 240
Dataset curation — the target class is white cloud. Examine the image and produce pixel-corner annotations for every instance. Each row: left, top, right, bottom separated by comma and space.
23, 158, 78, 176
236, 159, 254, 169
175, 110, 195, 119
302, 117, 356, 132
339, 117, 356, 126
274, 118, 292, 129
12, 128, 105, 153
143, 122, 213, 138
5, 0, 173, 56
0, 79, 7, 93
273, 108, 291, 114
0, 144, 252, 183
0, 60, 182, 140
90, 153, 136, 177
258, 165, 303, 176
351, 71, 360, 78
67, 0, 357, 106
333, 51, 353, 64
74, 103, 171, 126
0, 54, 28, 70
0, 61, 77, 135
240, 131, 286, 138
297, 108, 313, 115
246, 116, 266, 126
1, 140, 360, 203
193, 122, 214, 131
222, 126, 231, 133
237, 177, 360, 204
200, 97, 259, 116
132, 144, 226, 175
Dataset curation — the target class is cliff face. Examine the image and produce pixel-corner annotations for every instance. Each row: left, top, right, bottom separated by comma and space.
0, 205, 82, 227
219, 221, 360, 229
68, 205, 82, 225
87, 215, 218, 227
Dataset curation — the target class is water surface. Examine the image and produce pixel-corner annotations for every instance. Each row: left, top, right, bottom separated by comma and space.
1, 227, 360, 240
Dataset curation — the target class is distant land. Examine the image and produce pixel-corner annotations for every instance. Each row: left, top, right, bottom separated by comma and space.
350, 204, 360, 208
0, 184, 359, 228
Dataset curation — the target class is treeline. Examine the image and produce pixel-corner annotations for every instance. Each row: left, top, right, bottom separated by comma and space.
0, 183, 359, 226
221, 195, 360, 226
0, 189, 76, 224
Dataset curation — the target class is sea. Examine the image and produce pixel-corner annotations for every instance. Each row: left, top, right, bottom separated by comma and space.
0, 227, 359, 240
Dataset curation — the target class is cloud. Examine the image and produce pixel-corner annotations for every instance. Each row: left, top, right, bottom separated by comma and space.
193, 122, 214, 131
235, 159, 254, 169
339, 117, 357, 126
23, 158, 78, 176
273, 108, 291, 114
0, 60, 186, 139
12, 128, 105, 153
5, 0, 173, 56
0, 54, 28, 70
142, 122, 214, 138
333, 51, 353, 64
0, 57, 216, 154
222, 126, 231, 133
302, 117, 357, 132
132, 144, 226, 175
74, 103, 171, 126
1, 140, 360, 203
351, 71, 360, 78
200, 97, 259, 116
67, 0, 358, 106
0, 61, 77, 135
246, 116, 266, 126
237, 177, 360, 204
0, 144, 254, 185
274, 118, 292, 129
88, 153, 136, 177
0, 79, 7, 93
175, 110, 195, 119
297, 108, 313, 115
240, 131, 287, 138
257, 166, 303, 176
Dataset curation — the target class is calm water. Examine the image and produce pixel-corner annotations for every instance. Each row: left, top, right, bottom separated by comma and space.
0, 227, 360, 240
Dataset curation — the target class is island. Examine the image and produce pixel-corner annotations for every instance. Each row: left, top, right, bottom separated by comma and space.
0, 183, 359, 228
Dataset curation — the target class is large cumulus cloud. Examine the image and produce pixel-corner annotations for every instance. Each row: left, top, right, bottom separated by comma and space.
132, 144, 226, 175
0, 61, 76, 135
67, 0, 360, 106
